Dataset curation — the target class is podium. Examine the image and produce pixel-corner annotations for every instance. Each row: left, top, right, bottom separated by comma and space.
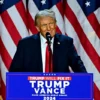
6, 73, 93, 100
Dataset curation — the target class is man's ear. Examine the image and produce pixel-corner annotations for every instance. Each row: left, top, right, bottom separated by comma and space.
36, 26, 40, 31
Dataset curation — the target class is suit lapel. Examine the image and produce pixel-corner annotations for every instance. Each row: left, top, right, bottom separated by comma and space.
53, 34, 61, 71
34, 33, 43, 72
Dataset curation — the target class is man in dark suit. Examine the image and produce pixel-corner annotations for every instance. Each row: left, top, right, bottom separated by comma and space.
9, 9, 86, 72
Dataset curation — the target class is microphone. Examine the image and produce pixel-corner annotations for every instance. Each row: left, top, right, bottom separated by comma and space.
46, 32, 52, 45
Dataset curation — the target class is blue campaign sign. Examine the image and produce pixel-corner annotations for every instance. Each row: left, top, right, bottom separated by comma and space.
6, 73, 93, 100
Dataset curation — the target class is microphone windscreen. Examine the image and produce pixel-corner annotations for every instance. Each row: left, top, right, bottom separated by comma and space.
46, 32, 52, 40
46, 32, 52, 44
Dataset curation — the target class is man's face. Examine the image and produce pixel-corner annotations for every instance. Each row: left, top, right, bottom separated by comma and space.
36, 16, 56, 38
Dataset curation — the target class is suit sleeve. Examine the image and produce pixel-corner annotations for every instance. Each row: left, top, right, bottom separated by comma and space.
9, 40, 24, 72
67, 38, 87, 72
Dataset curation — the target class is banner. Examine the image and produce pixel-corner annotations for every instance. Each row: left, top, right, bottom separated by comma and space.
6, 73, 93, 100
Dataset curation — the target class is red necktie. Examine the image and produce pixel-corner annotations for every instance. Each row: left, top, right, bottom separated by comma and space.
45, 43, 53, 72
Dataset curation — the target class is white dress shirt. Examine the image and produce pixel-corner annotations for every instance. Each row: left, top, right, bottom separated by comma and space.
40, 34, 54, 72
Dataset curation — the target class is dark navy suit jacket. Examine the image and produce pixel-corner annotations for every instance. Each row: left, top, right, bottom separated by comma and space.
9, 33, 86, 72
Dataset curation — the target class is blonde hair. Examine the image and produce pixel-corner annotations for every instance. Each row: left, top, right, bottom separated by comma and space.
35, 9, 56, 26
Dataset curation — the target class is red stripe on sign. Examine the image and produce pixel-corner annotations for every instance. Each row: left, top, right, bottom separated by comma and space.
0, 38, 12, 69
15, 1, 29, 30
64, 2, 100, 72
1, 11, 22, 46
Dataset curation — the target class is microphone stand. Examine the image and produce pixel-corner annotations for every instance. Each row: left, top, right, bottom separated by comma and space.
47, 41, 51, 51
46, 32, 53, 72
